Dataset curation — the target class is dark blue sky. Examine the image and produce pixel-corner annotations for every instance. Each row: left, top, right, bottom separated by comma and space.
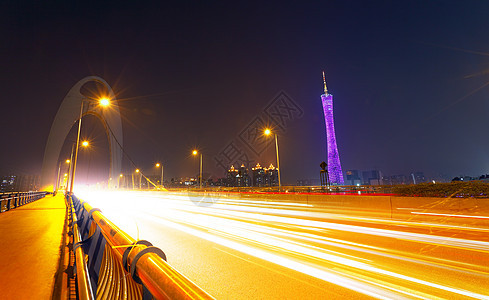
1, 1, 489, 183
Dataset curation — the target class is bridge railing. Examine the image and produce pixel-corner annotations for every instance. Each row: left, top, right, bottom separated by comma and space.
69, 194, 214, 300
0, 191, 47, 213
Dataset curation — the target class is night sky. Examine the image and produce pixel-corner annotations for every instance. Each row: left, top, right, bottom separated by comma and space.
2, 1, 489, 184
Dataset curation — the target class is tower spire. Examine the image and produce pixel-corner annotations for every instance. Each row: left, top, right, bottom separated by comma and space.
322, 71, 328, 94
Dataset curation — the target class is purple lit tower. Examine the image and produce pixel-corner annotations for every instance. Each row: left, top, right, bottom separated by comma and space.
321, 71, 344, 185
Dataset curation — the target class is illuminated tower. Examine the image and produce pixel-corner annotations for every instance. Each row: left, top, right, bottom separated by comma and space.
321, 72, 344, 185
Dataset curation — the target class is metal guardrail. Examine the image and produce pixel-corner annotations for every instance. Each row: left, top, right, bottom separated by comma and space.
0, 191, 47, 213
69, 194, 214, 300
68, 199, 94, 300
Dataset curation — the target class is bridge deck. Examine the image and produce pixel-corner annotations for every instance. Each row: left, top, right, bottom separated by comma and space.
0, 193, 67, 299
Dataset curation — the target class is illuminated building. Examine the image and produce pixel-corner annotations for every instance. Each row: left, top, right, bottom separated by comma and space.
345, 170, 361, 186
321, 72, 344, 185
252, 163, 266, 187
227, 165, 250, 187
0, 175, 40, 192
265, 164, 279, 187
0, 175, 16, 192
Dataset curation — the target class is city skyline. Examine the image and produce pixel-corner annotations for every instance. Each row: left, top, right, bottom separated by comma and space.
1, 2, 489, 184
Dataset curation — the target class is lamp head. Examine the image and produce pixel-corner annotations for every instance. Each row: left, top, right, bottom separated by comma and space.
99, 97, 110, 107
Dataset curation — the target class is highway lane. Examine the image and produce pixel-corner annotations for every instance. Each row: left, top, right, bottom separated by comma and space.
77, 190, 489, 299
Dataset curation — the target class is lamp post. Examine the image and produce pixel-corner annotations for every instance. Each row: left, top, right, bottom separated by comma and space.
56, 162, 61, 192
264, 129, 281, 191
56, 159, 70, 192
192, 150, 202, 189
156, 163, 163, 187
135, 169, 141, 189
69, 97, 110, 194
66, 144, 74, 194
119, 174, 123, 189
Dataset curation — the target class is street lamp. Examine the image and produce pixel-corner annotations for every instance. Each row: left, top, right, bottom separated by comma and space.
192, 150, 203, 189
135, 169, 141, 189
56, 159, 71, 192
70, 97, 110, 194
264, 128, 282, 191
119, 173, 123, 189
99, 97, 110, 107
155, 163, 164, 187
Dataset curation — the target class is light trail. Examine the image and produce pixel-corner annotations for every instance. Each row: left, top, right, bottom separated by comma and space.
411, 212, 489, 220
78, 190, 489, 299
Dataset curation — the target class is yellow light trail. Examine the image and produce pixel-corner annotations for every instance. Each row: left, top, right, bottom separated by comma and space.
78, 190, 489, 299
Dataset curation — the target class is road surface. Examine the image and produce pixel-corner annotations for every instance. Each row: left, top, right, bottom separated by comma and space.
77, 190, 489, 299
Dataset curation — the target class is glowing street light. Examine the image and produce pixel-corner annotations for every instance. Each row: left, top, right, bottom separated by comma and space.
136, 169, 142, 189
118, 173, 124, 189
155, 163, 164, 187
56, 158, 71, 191
99, 97, 110, 107
192, 150, 203, 189
264, 128, 282, 191
82, 141, 89, 147
70, 97, 110, 194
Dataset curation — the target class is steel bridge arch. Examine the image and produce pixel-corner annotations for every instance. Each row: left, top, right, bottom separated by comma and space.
40, 76, 123, 190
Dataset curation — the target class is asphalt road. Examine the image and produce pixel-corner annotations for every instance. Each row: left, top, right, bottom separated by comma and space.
77, 190, 489, 299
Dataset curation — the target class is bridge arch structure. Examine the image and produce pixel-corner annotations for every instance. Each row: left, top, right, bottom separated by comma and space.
40, 76, 123, 190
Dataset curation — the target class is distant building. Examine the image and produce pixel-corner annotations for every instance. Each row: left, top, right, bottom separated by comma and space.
265, 164, 279, 186
227, 165, 238, 186
0, 175, 40, 192
214, 177, 227, 186
0, 175, 16, 192
410, 172, 426, 184
362, 170, 382, 185
237, 164, 250, 187
252, 163, 266, 187
345, 170, 362, 186
225, 163, 279, 187
383, 174, 408, 185
227, 165, 251, 187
